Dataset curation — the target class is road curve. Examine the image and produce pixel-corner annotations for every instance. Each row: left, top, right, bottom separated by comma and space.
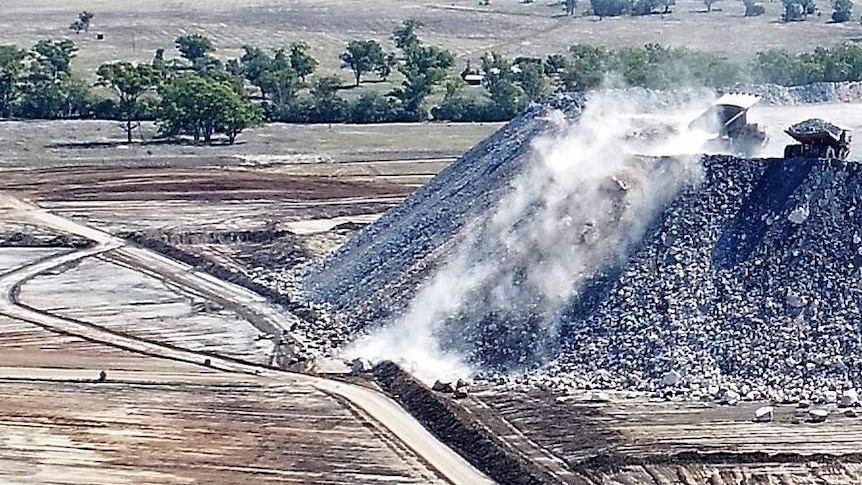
0, 192, 495, 485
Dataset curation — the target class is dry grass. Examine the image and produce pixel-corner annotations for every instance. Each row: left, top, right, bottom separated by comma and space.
3, 0, 860, 82
0, 119, 501, 165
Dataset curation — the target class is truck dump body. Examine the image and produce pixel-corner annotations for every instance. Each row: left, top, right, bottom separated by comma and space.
688, 93, 767, 156
785, 118, 846, 143
784, 118, 851, 159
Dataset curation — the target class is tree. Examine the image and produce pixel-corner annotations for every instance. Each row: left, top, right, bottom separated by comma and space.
514, 61, 548, 101
481, 52, 527, 119
633, 0, 664, 15
308, 76, 348, 122
238, 45, 272, 96
218, 91, 263, 144
158, 72, 260, 144
69, 11, 94, 34
392, 19, 423, 52
782, 0, 815, 20
704, 0, 720, 11
432, 79, 490, 122
544, 54, 570, 76
753, 49, 817, 84
391, 44, 454, 119
341, 40, 386, 86
30, 39, 77, 78
377, 52, 398, 81
657, 0, 676, 13
175, 34, 214, 62
591, 0, 631, 16
832, 0, 852, 21
812, 44, 862, 82
350, 92, 399, 123
563, 44, 613, 91
13, 40, 92, 120
96, 62, 158, 143
259, 49, 302, 120
15, 73, 95, 119
742, 0, 766, 16
152, 48, 166, 71
0, 45, 26, 118
289, 41, 318, 82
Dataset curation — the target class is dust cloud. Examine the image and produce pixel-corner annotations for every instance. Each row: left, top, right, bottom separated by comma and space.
345, 92, 717, 383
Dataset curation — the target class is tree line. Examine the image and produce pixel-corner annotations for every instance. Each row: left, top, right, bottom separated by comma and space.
588, 0, 856, 22
4, 19, 862, 143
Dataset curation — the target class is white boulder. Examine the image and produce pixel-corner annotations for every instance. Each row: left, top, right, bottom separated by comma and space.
754, 406, 774, 423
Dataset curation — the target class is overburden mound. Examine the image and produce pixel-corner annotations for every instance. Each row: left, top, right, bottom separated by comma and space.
305, 95, 862, 396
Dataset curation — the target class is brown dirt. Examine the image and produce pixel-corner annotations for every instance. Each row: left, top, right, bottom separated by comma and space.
1, 165, 413, 202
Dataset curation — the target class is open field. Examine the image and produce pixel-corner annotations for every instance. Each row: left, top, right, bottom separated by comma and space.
0, 120, 500, 166
18, 256, 276, 365
0, 377, 449, 485
3, 0, 861, 82
0, 197, 491, 484
463, 387, 862, 484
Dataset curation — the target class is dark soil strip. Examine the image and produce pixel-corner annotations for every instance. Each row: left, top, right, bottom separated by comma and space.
372, 361, 579, 485
0, 232, 92, 248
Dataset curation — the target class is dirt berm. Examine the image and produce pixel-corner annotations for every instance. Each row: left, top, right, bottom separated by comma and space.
373, 360, 570, 485
122, 231, 318, 323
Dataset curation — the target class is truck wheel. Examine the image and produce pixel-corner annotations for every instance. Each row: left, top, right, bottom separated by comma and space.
825, 147, 836, 159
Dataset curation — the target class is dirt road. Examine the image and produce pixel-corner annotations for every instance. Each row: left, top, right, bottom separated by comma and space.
0, 192, 494, 485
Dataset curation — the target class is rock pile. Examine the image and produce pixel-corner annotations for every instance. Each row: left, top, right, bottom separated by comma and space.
302, 92, 862, 399
303, 94, 585, 330
741, 81, 862, 105
786, 118, 843, 137
535, 155, 862, 401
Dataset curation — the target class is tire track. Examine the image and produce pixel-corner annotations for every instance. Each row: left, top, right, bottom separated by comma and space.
0, 192, 495, 485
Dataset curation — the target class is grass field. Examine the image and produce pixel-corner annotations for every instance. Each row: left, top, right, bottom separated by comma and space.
0, 120, 501, 165
3, 0, 861, 83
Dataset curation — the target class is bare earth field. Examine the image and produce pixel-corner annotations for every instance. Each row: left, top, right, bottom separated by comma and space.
0, 174, 490, 483
0, 302, 450, 484
18, 256, 276, 364
464, 387, 862, 484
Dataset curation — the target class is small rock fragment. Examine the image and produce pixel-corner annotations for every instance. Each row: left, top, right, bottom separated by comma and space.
808, 408, 829, 423
754, 406, 774, 423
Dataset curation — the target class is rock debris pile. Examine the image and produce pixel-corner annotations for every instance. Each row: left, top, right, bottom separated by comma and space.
743, 81, 862, 105
539, 156, 862, 401
786, 118, 843, 137
303, 92, 862, 400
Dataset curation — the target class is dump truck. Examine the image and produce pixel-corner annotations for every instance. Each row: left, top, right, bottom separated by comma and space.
784, 118, 851, 160
689, 92, 768, 156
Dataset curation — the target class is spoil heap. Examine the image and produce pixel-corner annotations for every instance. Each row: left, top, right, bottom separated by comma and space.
304, 95, 585, 330
542, 155, 862, 400
304, 94, 862, 399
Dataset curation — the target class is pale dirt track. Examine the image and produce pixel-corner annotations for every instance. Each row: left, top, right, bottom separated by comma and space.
0, 192, 494, 485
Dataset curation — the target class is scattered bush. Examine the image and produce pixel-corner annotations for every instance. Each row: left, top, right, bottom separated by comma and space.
742, 0, 766, 16
591, 0, 631, 16
832, 0, 853, 21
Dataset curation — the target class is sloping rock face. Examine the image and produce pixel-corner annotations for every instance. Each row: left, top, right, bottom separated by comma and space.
304, 95, 585, 329
305, 95, 862, 396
